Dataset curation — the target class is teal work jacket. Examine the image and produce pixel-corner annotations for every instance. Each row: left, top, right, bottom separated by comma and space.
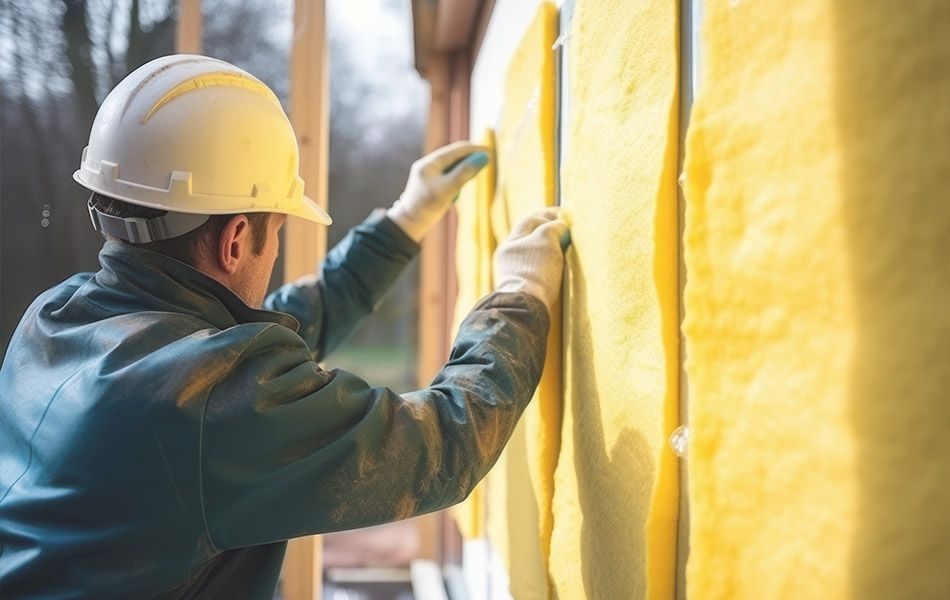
0, 211, 549, 598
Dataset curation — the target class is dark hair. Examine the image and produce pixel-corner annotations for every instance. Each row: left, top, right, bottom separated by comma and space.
90, 193, 270, 267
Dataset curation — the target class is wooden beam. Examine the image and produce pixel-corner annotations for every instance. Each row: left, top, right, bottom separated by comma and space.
282, 1, 329, 599
417, 53, 452, 386
442, 50, 470, 343
411, 0, 437, 77
285, 0, 330, 283
413, 0, 491, 78
283, 537, 323, 600
415, 48, 471, 387
434, 0, 481, 50
414, 49, 472, 569
175, 0, 202, 54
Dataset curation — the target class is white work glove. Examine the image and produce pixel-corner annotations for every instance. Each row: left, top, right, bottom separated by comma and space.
387, 140, 490, 242
494, 208, 571, 315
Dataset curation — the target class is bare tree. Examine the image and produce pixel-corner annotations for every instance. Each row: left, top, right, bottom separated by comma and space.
0, 0, 175, 355
0, 0, 425, 363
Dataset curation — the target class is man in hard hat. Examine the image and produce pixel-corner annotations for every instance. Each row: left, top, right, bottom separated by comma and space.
0, 56, 568, 597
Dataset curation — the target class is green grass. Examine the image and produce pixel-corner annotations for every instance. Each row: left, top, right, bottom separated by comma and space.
325, 343, 416, 391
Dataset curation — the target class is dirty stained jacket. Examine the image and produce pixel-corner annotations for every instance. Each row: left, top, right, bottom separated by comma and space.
0, 211, 549, 599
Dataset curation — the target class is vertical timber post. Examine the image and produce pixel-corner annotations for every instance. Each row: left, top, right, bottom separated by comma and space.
438, 48, 472, 568
417, 53, 452, 388
283, 1, 330, 599
286, 0, 330, 283
414, 52, 452, 566
175, 0, 202, 54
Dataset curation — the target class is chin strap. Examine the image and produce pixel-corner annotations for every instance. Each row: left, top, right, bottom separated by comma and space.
88, 196, 210, 243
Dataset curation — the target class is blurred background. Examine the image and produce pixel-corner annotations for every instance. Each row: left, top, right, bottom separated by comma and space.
0, 0, 433, 597
0, 0, 425, 391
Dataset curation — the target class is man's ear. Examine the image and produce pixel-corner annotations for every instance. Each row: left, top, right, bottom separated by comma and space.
217, 214, 251, 274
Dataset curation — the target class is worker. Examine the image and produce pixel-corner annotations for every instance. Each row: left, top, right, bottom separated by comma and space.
0, 55, 568, 597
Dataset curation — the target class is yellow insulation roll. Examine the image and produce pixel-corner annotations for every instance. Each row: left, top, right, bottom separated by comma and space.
683, 0, 950, 598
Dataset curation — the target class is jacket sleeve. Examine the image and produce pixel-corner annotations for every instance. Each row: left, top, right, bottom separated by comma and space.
199, 291, 549, 551
263, 209, 419, 361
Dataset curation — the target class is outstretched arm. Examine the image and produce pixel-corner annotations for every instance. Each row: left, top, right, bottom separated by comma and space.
201, 210, 569, 549
264, 140, 490, 360
264, 210, 417, 361
201, 290, 549, 549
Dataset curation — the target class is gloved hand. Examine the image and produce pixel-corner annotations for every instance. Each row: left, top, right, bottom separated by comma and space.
387, 141, 490, 242
494, 208, 571, 314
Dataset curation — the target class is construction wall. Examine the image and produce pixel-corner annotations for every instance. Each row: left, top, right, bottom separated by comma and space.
453, 0, 948, 599
683, 1, 949, 597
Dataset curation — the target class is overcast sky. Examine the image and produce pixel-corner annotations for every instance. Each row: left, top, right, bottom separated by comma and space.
328, 0, 427, 123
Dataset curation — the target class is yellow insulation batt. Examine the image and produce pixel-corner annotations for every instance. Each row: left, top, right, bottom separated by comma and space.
549, 0, 680, 598
450, 128, 497, 540
683, 0, 950, 598
483, 3, 559, 599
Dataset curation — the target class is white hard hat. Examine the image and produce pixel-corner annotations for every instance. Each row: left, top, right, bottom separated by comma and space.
74, 54, 331, 242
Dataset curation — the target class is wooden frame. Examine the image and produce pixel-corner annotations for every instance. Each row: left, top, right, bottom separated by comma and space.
285, 0, 330, 284
175, 0, 202, 54
283, 1, 330, 598
416, 52, 452, 387
412, 0, 494, 573
416, 50, 472, 385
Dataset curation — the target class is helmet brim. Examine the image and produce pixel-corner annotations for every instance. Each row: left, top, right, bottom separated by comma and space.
75, 167, 332, 226
291, 195, 333, 226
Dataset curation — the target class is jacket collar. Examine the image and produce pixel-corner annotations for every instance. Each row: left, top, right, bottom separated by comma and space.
93, 240, 299, 332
